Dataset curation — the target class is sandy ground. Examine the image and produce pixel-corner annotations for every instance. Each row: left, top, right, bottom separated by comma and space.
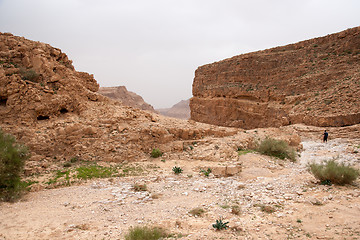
1, 138, 360, 240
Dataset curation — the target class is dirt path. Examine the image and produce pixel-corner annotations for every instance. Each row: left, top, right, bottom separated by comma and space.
1, 139, 359, 240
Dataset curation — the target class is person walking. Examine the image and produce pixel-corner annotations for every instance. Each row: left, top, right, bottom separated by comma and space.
323, 130, 328, 143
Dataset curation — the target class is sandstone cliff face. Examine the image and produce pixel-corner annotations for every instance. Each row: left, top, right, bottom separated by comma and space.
98, 86, 156, 112
157, 99, 190, 120
191, 27, 360, 129
0, 33, 101, 123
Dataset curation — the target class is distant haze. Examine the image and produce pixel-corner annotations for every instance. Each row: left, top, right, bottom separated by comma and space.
0, 0, 359, 108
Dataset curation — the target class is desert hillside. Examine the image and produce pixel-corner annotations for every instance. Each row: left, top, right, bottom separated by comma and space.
98, 86, 156, 112
157, 99, 190, 120
0, 32, 249, 167
0, 32, 303, 172
191, 26, 360, 129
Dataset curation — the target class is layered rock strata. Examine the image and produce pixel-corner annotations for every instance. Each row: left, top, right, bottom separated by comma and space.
190, 27, 360, 129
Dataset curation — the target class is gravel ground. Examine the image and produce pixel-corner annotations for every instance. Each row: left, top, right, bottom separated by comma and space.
1, 139, 359, 240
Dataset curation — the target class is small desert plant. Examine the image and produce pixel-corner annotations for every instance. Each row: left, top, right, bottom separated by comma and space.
76, 165, 117, 179
45, 169, 71, 186
0, 129, 29, 201
189, 207, 205, 217
63, 162, 72, 168
150, 148, 162, 158
219, 204, 230, 209
121, 165, 145, 176
125, 226, 168, 240
200, 168, 212, 177
70, 156, 79, 163
231, 205, 241, 215
309, 159, 359, 185
256, 204, 276, 213
172, 166, 183, 174
133, 183, 147, 191
237, 147, 253, 156
19, 67, 39, 82
212, 218, 229, 230
257, 138, 296, 161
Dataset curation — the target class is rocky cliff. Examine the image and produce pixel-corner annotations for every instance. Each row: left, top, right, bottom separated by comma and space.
0, 32, 245, 167
157, 99, 190, 120
3, 32, 298, 174
98, 86, 156, 112
0, 33, 101, 123
190, 27, 360, 129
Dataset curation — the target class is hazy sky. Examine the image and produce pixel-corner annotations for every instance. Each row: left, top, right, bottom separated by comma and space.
0, 0, 359, 108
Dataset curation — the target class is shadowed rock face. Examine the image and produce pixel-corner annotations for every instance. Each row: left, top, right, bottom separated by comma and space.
190, 27, 360, 129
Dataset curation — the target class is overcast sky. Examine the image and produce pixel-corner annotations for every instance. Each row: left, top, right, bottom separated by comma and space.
0, 0, 359, 108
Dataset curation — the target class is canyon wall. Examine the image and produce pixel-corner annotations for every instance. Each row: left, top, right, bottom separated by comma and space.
190, 27, 360, 129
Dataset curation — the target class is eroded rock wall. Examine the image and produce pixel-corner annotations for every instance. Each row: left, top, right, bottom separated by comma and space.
191, 27, 360, 129
0, 32, 101, 123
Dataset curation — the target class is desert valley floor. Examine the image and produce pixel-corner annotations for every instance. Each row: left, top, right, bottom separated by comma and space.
1, 129, 359, 240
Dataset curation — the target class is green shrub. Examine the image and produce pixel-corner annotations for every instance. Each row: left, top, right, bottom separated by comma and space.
200, 168, 212, 177
237, 148, 253, 156
150, 148, 162, 158
76, 165, 117, 179
45, 169, 71, 186
172, 166, 183, 174
257, 138, 296, 161
0, 129, 29, 201
212, 218, 229, 230
309, 159, 359, 185
125, 226, 168, 240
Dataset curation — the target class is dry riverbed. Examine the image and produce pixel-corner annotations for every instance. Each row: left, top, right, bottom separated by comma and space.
1, 139, 360, 240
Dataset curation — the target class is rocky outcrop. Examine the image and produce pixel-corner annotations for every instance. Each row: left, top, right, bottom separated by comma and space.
157, 99, 190, 120
0, 33, 101, 123
0, 32, 238, 166
190, 27, 360, 129
98, 86, 156, 112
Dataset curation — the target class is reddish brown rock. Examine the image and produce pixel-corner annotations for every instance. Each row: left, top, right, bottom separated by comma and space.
157, 99, 190, 120
0, 33, 101, 123
0, 32, 304, 174
0, 32, 242, 166
98, 86, 156, 112
190, 27, 360, 129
